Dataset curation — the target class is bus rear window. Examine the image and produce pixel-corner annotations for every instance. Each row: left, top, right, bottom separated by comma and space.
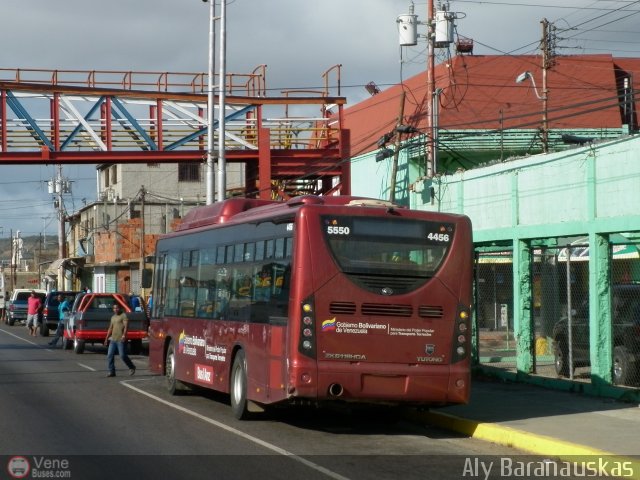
322, 216, 453, 277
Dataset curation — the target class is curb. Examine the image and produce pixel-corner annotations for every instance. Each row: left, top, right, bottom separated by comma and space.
412, 410, 640, 480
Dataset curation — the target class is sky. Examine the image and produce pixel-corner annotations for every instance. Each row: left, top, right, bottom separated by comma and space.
1, 0, 639, 237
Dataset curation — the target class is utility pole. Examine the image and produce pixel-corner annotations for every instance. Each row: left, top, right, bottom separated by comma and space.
41, 217, 48, 249
426, 0, 435, 176
139, 185, 146, 297
49, 165, 69, 289
205, 0, 216, 205
216, 0, 227, 202
56, 165, 66, 261
390, 92, 406, 204
540, 18, 556, 154
9, 228, 14, 293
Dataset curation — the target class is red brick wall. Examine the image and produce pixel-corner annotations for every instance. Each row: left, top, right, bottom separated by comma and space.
94, 231, 117, 263
93, 218, 182, 264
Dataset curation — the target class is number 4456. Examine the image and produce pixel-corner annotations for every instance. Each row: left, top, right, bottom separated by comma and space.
428, 232, 450, 242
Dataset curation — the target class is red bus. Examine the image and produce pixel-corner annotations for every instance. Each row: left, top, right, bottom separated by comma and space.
147, 195, 473, 419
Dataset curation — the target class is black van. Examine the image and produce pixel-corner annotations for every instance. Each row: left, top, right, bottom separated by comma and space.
41, 291, 80, 336
553, 284, 640, 385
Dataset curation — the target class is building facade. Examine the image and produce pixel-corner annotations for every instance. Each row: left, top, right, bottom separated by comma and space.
56, 160, 248, 295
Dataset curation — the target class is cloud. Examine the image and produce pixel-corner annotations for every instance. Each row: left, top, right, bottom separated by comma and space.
0, 0, 636, 235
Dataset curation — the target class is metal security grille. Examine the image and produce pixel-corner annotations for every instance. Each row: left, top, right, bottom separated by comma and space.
610, 242, 640, 387
533, 244, 590, 381
475, 250, 516, 370
474, 239, 640, 390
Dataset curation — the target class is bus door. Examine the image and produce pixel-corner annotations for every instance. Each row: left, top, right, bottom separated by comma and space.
266, 316, 288, 402
248, 261, 290, 403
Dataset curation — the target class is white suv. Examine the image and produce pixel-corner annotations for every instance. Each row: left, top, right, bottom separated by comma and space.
6, 289, 46, 326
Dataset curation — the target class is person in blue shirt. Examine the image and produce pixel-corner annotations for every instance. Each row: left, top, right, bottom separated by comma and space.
48, 294, 70, 347
129, 292, 142, 312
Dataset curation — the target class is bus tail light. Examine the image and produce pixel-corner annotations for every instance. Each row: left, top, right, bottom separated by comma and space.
298, 297, 316, 359
451, 305, 471, 363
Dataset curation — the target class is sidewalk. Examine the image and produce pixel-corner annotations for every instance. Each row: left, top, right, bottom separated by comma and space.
412, 378, 640, 477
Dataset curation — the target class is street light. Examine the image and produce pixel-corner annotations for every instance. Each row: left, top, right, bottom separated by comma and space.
202, 0, 227, 203
216, 0, 227, 203
515, 71, 542, 100
515, 70, 548, 153
203, 0, 216, 205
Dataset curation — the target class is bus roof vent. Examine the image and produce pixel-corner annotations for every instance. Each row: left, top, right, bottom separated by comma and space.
176, 198, 277, 230
286, 195, 324, 207
346, 199, 397, 208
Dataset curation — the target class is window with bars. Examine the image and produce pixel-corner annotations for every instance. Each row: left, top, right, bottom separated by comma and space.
178, 164, 201, 182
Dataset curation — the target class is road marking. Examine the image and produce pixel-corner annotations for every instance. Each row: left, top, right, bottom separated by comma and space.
122, 381, 351, 480
77, 363, 97, 372
0, 328, 38, 344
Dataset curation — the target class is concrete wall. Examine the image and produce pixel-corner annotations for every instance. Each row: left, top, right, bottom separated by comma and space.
352, 135, 640, 241
96, 163, 246, 202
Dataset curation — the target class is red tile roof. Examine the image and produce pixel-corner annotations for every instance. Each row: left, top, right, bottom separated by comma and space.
344, 54, 640, 157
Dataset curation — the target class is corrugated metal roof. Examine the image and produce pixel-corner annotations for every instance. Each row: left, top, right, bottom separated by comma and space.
344, 54, 640, 159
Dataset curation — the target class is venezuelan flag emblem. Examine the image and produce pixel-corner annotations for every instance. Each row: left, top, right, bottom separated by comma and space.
178, 330, 186, 353
321, 318, 337, 331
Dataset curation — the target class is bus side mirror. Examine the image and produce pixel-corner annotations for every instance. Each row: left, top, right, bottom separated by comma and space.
141, 268, 153, 289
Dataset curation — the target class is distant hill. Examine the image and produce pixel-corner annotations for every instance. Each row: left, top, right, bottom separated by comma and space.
0, 235, 60, 269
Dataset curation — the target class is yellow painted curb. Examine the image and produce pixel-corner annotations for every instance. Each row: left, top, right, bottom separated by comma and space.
419, 411, 640, 480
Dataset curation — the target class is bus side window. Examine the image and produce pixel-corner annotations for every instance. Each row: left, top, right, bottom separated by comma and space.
255, 241, 265, 261
163, 253, 181, 316
273, 264, 291, 298
254, 265, 272, 302
196, 247, 217, 318
236, 275, 252, 297
275, 238, 285, 259
265, 239, 275, 259
213, 268, 230, 319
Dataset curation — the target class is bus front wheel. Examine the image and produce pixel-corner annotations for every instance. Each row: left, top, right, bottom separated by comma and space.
166, 342, 187, 395
230, 350, 250, 420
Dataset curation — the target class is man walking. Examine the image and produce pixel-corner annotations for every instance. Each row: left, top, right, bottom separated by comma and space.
104, 303, 136, 377
26, 291, 42, 336
48, 294, 70, 347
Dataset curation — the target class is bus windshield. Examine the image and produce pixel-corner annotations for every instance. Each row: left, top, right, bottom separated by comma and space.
322, 215, 453, 277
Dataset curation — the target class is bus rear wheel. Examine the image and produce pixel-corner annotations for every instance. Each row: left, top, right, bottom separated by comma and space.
129, 339, 142, 355
230, 350, 250, 420
166, 342, 187, 395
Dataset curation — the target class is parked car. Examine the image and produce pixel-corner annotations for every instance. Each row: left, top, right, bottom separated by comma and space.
40, 291, 80, 336
6, 289, 46, 326
553, 284, 640, 385
62, 292, 148, 354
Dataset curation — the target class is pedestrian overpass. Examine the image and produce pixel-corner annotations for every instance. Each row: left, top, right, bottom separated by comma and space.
0, 65, 350, 199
